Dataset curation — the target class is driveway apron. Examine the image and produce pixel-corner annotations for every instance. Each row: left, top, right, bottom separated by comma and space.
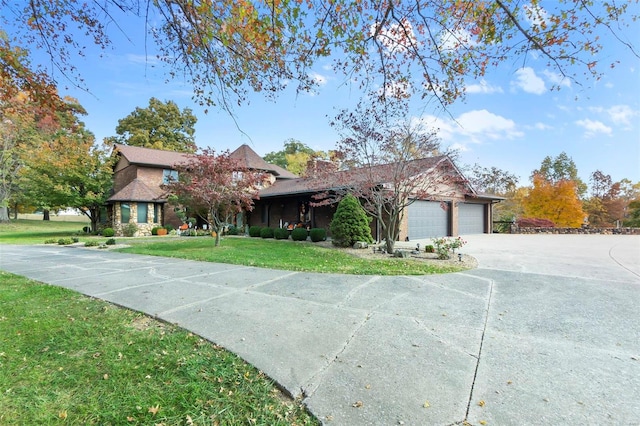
1, 234, 638, 425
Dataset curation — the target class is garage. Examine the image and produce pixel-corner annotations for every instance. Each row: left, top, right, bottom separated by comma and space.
407, 200, 450, 239
458, 203, 485, 235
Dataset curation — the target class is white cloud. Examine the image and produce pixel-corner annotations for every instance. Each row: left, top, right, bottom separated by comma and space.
465, 79, 503, 94
531, 122, 553, 130
439, 27, 477, 51
511, 67, 546, 94
575, 119, 612, 137
523, 3, 549, 28
607, 105, 638, 126
542, 70, 571, 88
126, 54, 160, 65
310, 72, 328, 86
415, 109, 523, 149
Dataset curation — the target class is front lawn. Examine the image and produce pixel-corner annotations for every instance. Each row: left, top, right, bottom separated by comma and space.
0, 219, 91, 245
0, 272, 317, 425
118, 236, 468, 275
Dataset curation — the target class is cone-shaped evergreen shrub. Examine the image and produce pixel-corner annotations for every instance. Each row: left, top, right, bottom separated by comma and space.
330, 194, 373, 247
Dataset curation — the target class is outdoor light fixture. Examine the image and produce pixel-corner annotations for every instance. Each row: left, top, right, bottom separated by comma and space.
458, 253, 462, 262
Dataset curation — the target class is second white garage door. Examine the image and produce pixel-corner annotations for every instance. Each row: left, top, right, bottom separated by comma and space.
407, 200, 450, 239
458, 203, 485, 235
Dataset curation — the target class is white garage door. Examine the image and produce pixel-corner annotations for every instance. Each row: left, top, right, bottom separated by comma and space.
458, 203, 485, 235
407, 200, 449, 239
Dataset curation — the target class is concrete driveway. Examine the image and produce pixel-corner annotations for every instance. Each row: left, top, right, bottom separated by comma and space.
0, 234, 638, 425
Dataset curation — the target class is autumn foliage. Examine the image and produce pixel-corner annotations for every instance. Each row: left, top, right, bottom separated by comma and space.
523, 174, 585, 228
164, 149, 265, 246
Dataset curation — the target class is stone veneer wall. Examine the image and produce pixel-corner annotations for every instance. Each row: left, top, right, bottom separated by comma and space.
512, 226, 639, 235
112, 201, 162, 236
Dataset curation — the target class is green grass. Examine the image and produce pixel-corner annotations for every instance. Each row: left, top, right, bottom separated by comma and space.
0, 219, 91, 245
0, 272, 317, 425
118, 236, 467, 275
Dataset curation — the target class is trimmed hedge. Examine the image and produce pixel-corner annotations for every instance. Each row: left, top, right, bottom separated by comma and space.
102, 228, 115, 237
249, 226, 262, 237
309, 228, 326, 242
260, 227, 275, 238
274, 228, 289, 240
291, 228, 308, 241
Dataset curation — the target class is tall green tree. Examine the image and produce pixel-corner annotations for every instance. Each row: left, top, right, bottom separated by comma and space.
1, 2, 636, 113
330, 194, 373, 247
107, 98, 197, 153
18, 99, 113, 232
532, 152, 587, 198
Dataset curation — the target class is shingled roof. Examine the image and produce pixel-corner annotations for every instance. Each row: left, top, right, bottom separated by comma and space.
229, 144, 291, 177
107, 178, 167, 203
258, 155, 457, 197
114, 143, 192, 168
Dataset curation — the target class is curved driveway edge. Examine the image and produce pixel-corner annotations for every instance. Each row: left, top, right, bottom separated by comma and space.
1, 234, 639, 425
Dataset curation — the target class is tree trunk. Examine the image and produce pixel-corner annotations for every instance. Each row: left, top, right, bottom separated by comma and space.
12, 202, 18, 220
0, 205, 9, 222
43, 209, 50, 221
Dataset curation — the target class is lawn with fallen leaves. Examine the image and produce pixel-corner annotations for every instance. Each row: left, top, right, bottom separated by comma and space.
0, 272, 318, 425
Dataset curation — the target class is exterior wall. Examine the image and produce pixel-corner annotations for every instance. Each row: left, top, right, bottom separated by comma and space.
111, 201, 163, 236
136, 167, 165, 189
113, 163, 138, 194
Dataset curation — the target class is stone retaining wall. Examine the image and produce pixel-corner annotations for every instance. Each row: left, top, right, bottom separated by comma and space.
512, 226, 640, 235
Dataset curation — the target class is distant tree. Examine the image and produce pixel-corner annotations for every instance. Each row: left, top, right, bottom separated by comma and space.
583, 170, 628, 227
107, 98, 197, 153
263, 139, 328, 176
18, 99, 113, 232
533, 152, 587, 198
623, 201, 640, 228
315, 100, 458, 254
330, 194, 373, 247
466, 164, 518, 195
523, 174, 585, 227
164, 149, 265, 247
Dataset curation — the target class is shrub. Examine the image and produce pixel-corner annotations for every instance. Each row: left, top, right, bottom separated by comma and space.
123, 223, 138, 237
151, 226, 162, 235
105, 238, 116, 245
58, 238, 74, 245
227, 225, 239, 235
84, 240, 99, 247
249, 226, 262, 237
425, 245, 434, 253
291, 227, 308, 241
517, 217, 555, 228
71, 236, 79, 243
44, 238, 58, 244
103, 228, 115, 237
82, 226, 91, 233
260, 227, 275, 238
432, 236, 467, 260
309, 228, 326, 242
196, 229, 208, 236
274, 228, 289, 240
330, 194, 373, 247
164, 224, 175, 232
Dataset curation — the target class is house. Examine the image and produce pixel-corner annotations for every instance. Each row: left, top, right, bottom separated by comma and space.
106, 143, 499, 239
106, 143, 296, 236
248, 155, 502, 241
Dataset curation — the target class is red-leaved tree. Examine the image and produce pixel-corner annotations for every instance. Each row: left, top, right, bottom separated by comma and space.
164, 149, 265, 247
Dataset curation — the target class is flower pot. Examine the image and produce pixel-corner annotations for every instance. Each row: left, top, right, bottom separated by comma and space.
157, 228, 168, 236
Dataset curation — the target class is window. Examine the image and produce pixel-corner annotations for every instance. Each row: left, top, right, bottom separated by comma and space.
137, 203, 148, 223
121, 203, 130, 223
163, 169, 178, 184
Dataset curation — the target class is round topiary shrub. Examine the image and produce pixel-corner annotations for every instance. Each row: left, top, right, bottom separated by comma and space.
151, 226, 162, 235
105, 238, 116, 245
103, 227, 115, 237
291, 227, 308, 241
330, 194, 374, 247
309, 228, 326, 242
249, 226, 262, 237
260, 227, 275, 238
274, 228, 289, 240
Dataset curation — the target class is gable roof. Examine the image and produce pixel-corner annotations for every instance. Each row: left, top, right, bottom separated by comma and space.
229, 144, 290, 177
258, 155, 469, 197
113, 143, 192, 168
107, 178, 167, 203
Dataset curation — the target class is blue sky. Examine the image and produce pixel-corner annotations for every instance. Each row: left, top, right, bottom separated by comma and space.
11, 7, 640, 187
